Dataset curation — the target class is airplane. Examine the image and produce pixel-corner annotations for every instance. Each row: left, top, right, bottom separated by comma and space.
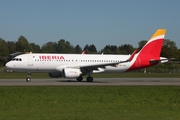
5, 29, 168, 82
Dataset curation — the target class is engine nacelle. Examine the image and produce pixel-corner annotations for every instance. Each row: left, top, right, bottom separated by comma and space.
62, 68, 82, 78
49, 72, 62, 78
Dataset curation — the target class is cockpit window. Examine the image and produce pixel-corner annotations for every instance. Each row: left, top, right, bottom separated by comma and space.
12, 58, 22, 61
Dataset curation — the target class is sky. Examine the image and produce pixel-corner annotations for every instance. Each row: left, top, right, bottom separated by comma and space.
0, 0, 180, 51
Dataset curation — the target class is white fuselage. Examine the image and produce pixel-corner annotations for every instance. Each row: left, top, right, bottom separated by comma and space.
6, 53, 136, 73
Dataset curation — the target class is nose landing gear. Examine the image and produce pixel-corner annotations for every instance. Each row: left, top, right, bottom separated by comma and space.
26, 72, 31, 82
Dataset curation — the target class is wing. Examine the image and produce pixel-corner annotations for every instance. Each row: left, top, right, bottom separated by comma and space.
79, 49, 138, 72
55, 49, 138, 73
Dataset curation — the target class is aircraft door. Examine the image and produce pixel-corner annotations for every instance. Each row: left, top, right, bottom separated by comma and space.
28, 55, 33, 66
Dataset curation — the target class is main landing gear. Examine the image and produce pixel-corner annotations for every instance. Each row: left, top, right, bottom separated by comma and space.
86, 76, 93, 82
76, 75, 83, 82
26, 72, 31, 82
76, 75, 94, 82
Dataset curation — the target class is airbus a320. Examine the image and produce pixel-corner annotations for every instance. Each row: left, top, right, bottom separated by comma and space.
5, 29, 168, 82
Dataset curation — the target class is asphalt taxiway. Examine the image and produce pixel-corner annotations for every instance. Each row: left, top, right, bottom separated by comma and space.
0, 78, 180, 86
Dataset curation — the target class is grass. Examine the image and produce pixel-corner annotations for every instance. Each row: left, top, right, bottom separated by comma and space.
0, 86, 180, 120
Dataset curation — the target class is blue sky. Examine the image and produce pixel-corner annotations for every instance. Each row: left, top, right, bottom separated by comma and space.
0, 0, 180, 51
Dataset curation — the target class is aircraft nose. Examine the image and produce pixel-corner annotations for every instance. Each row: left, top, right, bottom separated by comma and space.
5, 62, 13, 69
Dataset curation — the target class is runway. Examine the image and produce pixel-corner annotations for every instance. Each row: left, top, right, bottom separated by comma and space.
0, 78, 180, 86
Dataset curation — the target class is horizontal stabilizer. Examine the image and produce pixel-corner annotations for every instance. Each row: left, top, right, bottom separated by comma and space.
149, 57, 169, 64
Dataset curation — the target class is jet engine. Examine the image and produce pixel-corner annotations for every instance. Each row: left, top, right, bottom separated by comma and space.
62, 68, 82, 78
49, 72, 62, 78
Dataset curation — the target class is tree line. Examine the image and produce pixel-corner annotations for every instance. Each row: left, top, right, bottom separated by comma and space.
0, 35, 180, 67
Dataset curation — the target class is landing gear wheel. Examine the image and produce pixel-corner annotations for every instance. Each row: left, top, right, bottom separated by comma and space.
26, 72, 31, 82
87, 76, 93, 82
76, 76, 83, 82
26, 77, 31, 82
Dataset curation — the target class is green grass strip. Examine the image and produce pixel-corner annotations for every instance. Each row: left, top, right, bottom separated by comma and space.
0, 86, 180, 120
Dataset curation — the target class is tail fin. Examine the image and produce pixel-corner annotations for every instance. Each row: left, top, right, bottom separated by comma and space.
138, 29, 166, 57
126, 29, 166, 71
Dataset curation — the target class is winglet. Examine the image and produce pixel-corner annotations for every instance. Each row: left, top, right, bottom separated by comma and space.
118, 49, 138, 64
127, 49, 138, 61
82, 50, 86, 54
